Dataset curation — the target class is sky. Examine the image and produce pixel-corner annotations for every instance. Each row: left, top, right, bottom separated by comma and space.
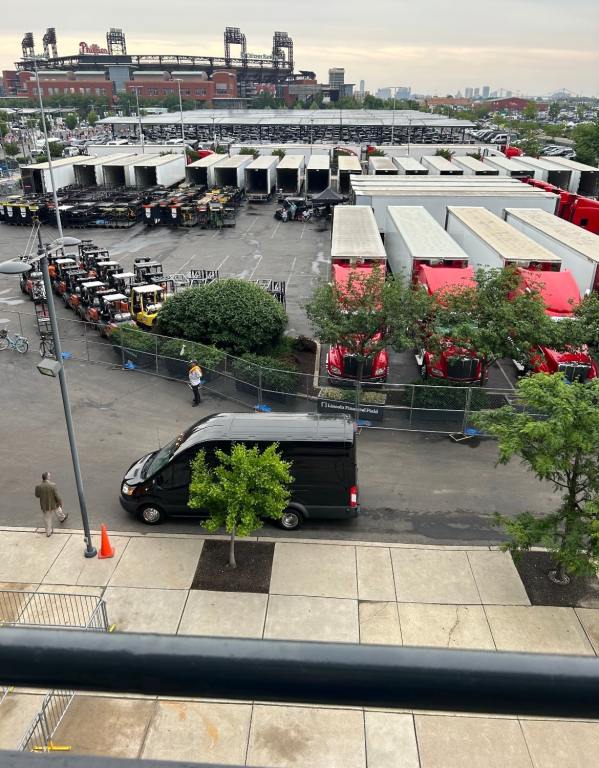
1, 0, 598, 96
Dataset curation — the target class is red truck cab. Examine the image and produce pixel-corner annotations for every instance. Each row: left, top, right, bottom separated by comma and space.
326, 263, 389, 383
415, 265, 484, 384
515, 268, 598, 382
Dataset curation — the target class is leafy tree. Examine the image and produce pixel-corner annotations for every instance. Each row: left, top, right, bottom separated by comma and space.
472, 375, 599, 584
572, 121, 599, 166
2, 142, 19, 157
156, 279, 287, 354
523, 102, 539, 121
239, 146, 259, 158
543, 123, 567, 138
189, 443, 292, 567
0, 121, 8, 138
64, 113, 78, 130
553, 292, 599, 353
517, 133, 543, 158
87, 111, 98, 127
434, 148, 454, 161
271, 148, 285, 160
431, 266, 554, 384
306, 265, 432, 386
548, 102, 561, 120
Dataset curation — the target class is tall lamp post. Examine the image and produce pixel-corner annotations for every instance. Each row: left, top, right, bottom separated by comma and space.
132, 86, 145, 154
175, 80, 186, 161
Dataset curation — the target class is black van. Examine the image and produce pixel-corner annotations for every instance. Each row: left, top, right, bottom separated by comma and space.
120, 412, 359, 530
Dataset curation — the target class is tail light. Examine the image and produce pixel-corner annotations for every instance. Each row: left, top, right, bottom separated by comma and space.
349, 485, 358, 508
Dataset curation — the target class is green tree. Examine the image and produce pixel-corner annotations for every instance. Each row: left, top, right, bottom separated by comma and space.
553, 292, 599, 353
87, 110, 98, 126
0, 122, 8, 138
306, 265, 432, 386
572, 121, 599, 166
271, 148, 285, 160
239, 146, 259, 158
156, 279, 287, 354
548, 102, 561, 120
431, 266, 554, 384
517, 133, 543, 157
434, 148, 454, 161
64, 113, 78, 130
472, 375, 599, 584
2, 142, 19, 157
189, 443, 292, 567
523, 102, 539, 121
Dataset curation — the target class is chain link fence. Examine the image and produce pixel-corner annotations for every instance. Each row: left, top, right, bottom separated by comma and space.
2, 308, 518, 434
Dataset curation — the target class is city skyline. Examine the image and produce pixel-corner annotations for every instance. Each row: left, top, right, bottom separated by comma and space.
1, 1, 597, 97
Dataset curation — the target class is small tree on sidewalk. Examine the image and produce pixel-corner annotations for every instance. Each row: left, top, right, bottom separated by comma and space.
189, 443, 293, 568
306, 265, 432, 387
472, 374, 599, 584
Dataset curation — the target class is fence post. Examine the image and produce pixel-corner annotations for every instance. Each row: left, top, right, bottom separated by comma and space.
355, 379, 361, 423
462, 387, 473, 434
258, 366, 263, 406
84, 322, 90, 362
154, 334, 158, 374
409, 385, 415, 428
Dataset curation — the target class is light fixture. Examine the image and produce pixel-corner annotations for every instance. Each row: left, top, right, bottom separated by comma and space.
0, 260, 31, 275
37, 358, 63, 377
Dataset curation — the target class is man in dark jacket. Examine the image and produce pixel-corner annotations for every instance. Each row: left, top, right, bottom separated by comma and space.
34, 472, 67, 537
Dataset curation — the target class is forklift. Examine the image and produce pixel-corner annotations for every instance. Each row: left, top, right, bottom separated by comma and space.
97, 293, 136, 337
53, 259, 79, 294
63, 269, 91, 311
134, 258, 164, 283
110, 271, 137, 296
76, 281, 108, 322
130, 284, 164, 328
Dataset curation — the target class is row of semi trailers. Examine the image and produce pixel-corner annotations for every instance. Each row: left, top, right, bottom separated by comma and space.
327, 198, 599, 385
21, 150, 599, 201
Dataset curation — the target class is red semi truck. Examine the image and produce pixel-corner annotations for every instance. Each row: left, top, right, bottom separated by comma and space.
514, 268, 598, 382
522, 178, 599, 235
415, 265, 484, 384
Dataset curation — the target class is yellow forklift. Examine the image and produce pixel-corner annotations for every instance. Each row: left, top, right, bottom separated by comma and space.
129, 284, 164, 328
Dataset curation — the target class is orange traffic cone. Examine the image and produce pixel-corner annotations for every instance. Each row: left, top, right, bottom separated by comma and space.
97, 525, 115, 559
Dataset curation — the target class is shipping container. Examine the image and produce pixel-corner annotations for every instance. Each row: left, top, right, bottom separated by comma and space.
330, 206, 386, 267
392, 157, 428, 175
509, 157, 572, 189
245, 155, 279, 201
101, 155, 143, 188
385, 206, 469, 277
73, 153, 135, 187
337, 155, 362, 194
185, 154, 226, 188
276, 154, 305, 195
213, 154, 253, 189
306, 155, 331, 195
482, 155, 531, 178
20, 156, 93, 195
446, 207, 561, 271
368, 156, 399, 175
504, 207, 599, 294
540, 156, 599, 197
420, 156, 464, 176
451, 156, 499, 176
133, 154, 186, 188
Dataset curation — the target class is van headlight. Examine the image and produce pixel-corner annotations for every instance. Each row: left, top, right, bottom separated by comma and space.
121, 483, 135, 496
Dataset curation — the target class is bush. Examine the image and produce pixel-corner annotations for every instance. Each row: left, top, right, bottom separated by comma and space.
111, 325, 156, 353
319, 386, 386, 405
410, 379, 503, 410
158, 337, 225, 371
156, 279, 287, 355
232, 353, 299, 394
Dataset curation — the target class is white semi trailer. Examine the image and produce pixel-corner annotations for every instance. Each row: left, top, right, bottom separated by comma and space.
509, 157, 572, 189
213, 155, 253, 189
540, 156, 599, 197
133, 154, 186, 188
245, 155, 279, 201
504, 207, 599, 294
392, 157, 428, 175
482, 155, 531, 179
337, 155, 362, 194
368, 156, 398, 175
445, 206, 561, 271
421, 156, 463, 176
306, 155, 331, 195
185, 154, 226, 187
451, 156, 499, 176
276, 154, 305, 195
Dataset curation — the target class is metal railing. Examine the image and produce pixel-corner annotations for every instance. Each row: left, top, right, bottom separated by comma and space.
0, 590, 109, 753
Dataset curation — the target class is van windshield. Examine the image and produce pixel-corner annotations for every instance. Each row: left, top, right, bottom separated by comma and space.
141, 433, 184, 478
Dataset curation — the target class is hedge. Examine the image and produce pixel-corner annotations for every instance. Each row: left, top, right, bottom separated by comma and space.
232, 353, 299, 394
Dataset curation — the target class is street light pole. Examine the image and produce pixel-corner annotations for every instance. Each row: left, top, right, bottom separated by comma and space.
176, 80, 186, 161
132, 87, 145, 154
391, 96, 396, 145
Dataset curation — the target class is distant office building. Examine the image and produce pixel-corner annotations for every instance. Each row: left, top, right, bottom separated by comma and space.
343, 83, 354, 98
506, 90, 513, 97
376, 87, 392, 100
328, 68, 345, 91
359, 79, 365, 94
395, 86, 411, 100
482, 85, 490, 98
465, 87, 473, 98
473, 87, 480, 98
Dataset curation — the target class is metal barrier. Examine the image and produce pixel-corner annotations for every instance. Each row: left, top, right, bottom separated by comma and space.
2, 307, 521, 435
0, 590, 109, 752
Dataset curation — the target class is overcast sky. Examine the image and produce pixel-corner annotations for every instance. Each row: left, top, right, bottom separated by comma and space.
2, 1, 598, 96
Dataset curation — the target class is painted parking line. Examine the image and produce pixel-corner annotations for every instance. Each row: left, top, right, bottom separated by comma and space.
286, 256, 297, 288
249, 254, 263, 279
216, 253, 231, 271
271, 221, 281, 239
299, 223, 306, 240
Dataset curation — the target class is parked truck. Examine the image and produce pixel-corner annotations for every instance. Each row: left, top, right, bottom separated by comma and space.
446, 207, 562, 272
276, 155, 305, 195
326, 206, 389, 383
504, 207, 599, 294
245, 155, 279, 202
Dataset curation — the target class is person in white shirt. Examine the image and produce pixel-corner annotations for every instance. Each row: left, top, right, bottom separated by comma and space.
188, 359, 203, 406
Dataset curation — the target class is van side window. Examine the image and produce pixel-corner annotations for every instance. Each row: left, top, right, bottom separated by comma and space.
278, 442, 349, 484
160, 457, 191, 489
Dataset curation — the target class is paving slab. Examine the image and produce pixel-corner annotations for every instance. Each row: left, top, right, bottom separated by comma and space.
485, 606, 594, 655
356, 547, 396, 601
247, 704, 366, 768
391, 549, 480, 604
103, 586, 188, 634
177, 590, 267, 639
0, 583, 38, 622
467, 551, 530, 605
141, 700, 251, 765
359, 601, 402, 645
53, 695, 155, 758
520, 719, 599, 768
364, 711, 419, 768
415, 714, 533, 768
264, 595, 359, 643
575, 608, 599, 654
398, 604, 495, 650
0, 530, 67, 583
269, 543, 357, 599
108, 536, 202, 590
0, 693, 46, 750
42, 534, 131, 587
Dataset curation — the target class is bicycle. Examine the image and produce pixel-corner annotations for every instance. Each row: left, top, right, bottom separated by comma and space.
0, 327, 29, 354
39, 332, 56, 358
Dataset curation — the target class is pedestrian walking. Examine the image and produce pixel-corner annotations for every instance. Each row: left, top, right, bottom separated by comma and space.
188, 359, 204, 407
34, 472, 67, 537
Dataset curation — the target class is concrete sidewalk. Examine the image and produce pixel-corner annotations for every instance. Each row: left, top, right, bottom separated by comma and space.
1, 528, 599, 767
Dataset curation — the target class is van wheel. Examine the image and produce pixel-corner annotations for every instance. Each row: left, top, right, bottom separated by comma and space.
139, 505, 164, 525
279, 509, 302, 531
